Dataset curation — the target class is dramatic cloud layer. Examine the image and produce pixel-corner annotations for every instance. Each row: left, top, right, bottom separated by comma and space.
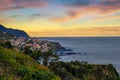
0, 0, 120, 20
51, 0, 120, 22
0, 0, 120, 36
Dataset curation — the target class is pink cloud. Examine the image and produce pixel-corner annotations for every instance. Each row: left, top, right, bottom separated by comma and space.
51, 0, 120, 22
0, 0, 47, 11
0, 0, 120, 22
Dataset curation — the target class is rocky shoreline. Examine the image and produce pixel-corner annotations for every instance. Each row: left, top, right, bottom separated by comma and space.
49, 41, 88, 56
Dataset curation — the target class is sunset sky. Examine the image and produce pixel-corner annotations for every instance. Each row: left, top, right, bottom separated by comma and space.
0, 0, 120, 37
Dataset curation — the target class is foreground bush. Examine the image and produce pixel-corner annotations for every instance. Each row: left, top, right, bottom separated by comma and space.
49, 61, 120, 80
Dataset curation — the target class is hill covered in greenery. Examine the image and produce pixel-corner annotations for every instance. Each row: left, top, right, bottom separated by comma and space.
49, 61, 120, 80
0, 46, 60, 80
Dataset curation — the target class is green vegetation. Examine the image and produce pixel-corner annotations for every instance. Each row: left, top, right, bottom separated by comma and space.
24, 47, 59, 66
0, 41, 13, 49
49, 61, 120, 80
0, 46, 60, 80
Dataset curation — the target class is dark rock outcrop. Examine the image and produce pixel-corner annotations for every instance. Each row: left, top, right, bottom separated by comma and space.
49, 42, 64, 51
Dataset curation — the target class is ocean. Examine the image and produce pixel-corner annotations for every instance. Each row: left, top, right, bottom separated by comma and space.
41, 37, 120, 74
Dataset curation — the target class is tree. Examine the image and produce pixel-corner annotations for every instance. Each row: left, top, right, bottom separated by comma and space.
31, 50, 59, 66
24, 46, 32, 55
31, 50, 42, 61
0, 41, 13, 49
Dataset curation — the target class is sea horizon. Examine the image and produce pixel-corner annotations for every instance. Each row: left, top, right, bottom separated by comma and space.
33, 36, 120, 38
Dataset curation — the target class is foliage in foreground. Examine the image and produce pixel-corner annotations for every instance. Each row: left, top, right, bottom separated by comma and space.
49, 61, 120, 80
0, 46, 60, 80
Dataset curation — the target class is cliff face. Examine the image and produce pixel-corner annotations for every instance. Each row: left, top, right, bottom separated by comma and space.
0, 24, 29, 37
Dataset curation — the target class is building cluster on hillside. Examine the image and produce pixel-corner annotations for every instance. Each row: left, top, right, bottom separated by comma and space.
10, 37, 50, 52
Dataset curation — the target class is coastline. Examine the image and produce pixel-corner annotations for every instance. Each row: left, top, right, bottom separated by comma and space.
41, 37, 120, 75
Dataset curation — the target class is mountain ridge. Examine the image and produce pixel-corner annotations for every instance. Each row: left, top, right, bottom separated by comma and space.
0, 24, 29, 37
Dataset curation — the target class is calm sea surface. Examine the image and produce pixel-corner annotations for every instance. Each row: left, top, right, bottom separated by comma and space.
41, 37, 120, 74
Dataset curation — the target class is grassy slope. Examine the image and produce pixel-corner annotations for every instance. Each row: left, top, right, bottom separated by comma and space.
0, 47, 60, 80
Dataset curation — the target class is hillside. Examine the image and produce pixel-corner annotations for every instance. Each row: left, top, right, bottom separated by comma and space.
0, 47, 60, 80
49, 61, 120, 80
0, 24, 29, 37
0, 31, 13, 40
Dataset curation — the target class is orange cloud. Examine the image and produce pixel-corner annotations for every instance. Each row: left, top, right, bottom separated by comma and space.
0, 17, 13, 23
93, 15, 120, 21
28, 27, 120, 37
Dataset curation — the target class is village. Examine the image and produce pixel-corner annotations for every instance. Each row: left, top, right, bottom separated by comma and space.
10, 37, 50, 52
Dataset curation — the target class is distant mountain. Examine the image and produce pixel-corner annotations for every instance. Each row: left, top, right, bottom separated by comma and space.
0, 24, 29, 37
0, 30, 13, 40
